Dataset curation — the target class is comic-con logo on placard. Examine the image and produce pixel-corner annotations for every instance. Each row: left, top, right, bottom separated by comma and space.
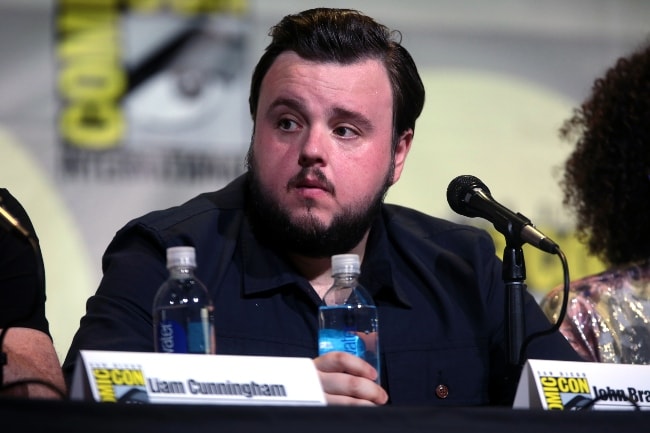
539, 374, 593, 410
92, 367, 150, 403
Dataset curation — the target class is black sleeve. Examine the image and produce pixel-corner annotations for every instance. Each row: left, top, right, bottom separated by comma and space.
61, 219, 170, 386
0, 188, 49, 335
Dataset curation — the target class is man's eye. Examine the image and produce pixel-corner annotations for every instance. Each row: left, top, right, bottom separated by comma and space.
278, 118, 299, 131
333, 126, 358, 138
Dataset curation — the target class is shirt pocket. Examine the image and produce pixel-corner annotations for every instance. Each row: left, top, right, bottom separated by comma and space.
383, 341, 490, 406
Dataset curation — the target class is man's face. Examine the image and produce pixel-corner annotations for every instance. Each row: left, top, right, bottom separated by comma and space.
247, 52, 411, 257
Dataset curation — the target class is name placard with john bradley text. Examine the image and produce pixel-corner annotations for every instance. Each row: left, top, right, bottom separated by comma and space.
514, 359, 650, 411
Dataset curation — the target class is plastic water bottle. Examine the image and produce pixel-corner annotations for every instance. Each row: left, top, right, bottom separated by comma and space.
153, 246, 215, 354
318, 253, 380, 383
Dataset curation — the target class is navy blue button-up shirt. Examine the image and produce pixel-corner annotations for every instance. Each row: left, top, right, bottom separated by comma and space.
63, 174, 581, 405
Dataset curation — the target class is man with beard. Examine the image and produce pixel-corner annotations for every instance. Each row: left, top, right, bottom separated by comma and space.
62, 8, 580, 406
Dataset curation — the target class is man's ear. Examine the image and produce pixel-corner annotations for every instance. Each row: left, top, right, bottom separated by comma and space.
391, 129, 413, 185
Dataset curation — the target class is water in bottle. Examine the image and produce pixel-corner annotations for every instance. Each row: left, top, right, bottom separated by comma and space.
318, 253, 380, 382
153, 246, 215, 354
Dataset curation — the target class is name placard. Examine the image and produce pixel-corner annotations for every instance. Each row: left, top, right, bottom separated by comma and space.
513, 359, 650, 411
70, 350, 326, 406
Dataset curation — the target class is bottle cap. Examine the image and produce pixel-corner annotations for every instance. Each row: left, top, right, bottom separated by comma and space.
166, 246, 196, 269
331, 253, 360, 276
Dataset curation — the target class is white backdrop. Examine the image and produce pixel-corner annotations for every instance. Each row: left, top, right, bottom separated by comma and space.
1, 0, 649, 361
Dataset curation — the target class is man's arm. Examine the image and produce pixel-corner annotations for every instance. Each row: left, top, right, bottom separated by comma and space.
1, 327, 66, 398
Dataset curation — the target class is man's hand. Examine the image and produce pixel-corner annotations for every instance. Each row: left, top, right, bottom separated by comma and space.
314, 351, 388, 406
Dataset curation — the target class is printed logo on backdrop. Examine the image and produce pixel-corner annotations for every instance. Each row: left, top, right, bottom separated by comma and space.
55, 0, 251, 182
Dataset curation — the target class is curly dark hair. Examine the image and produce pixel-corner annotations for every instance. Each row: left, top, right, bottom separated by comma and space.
560, 39, 650, 266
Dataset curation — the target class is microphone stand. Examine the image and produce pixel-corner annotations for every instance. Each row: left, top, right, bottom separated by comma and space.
501, 241, 527, 402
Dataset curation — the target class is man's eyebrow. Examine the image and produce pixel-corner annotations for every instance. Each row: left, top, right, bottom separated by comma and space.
330, 107, 374, 132
268, 97, 306, 113
268, 97, 375, 131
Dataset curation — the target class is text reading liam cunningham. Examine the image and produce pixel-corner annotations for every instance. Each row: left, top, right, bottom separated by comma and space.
148, 378, 287, 398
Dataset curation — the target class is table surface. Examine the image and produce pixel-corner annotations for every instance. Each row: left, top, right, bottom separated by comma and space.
0, 397, 647, 433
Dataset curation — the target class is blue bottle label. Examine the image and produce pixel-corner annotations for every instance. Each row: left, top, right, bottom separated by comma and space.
318, 329, 366, 358
187, 320, 208, 353
157, 319, 187, 353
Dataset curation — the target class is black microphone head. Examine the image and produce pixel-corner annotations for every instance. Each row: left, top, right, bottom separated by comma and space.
446, 175, 491, 218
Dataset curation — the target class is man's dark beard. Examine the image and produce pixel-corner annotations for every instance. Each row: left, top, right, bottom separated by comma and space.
245, 154, 393, 258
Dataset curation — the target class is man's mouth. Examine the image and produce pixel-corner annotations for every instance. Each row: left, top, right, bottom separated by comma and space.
288, 170, 334, 194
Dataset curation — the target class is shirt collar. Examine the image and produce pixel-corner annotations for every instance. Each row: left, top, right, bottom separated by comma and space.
361, 215, 412, 308
239, 210, 411, 308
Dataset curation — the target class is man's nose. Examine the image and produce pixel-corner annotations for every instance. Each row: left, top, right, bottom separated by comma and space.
298, 127, 327, 167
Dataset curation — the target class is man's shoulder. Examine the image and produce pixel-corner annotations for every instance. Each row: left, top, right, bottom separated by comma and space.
380, 203, 499, 263
382, 203, 490, 242
125, 175, 247, 234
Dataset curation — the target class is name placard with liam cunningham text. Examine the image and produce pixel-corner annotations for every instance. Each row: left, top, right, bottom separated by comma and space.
70, 350, 326, 406
513, 359, 650, 411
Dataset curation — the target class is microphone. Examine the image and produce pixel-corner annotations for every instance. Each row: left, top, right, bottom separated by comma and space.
446, 175, 559, 254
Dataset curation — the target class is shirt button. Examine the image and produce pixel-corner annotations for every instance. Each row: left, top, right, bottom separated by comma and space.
435, 384, 449, 399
